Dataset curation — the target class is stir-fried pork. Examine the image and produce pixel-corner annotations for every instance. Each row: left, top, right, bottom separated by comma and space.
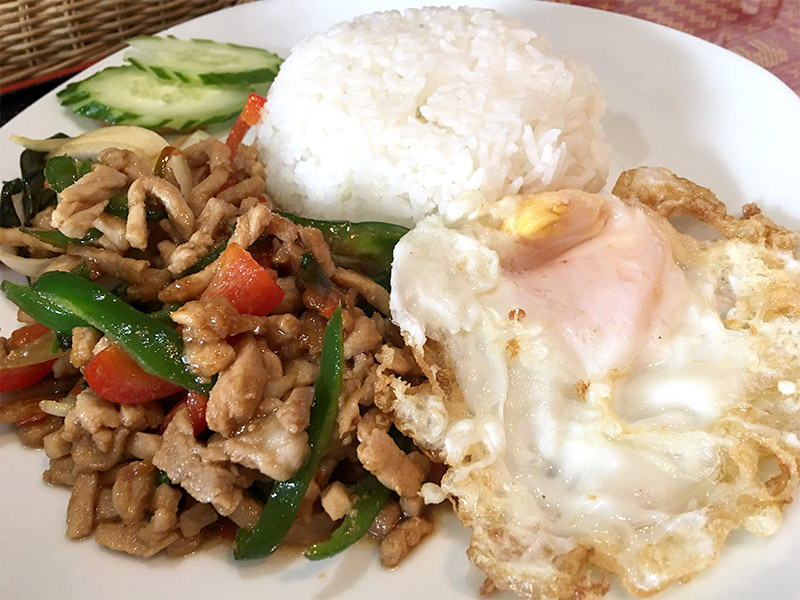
206, 334, 268, 435
51, 165, 126, 238
154, 409, 243, 516
219, 414, 309, 480
2, 136, 440, 569
127, 176, 194, 248
357, 428, 426, 499
379, 516, 433, 567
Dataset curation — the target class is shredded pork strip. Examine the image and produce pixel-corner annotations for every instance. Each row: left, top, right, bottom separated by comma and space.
2, 135, 440, 569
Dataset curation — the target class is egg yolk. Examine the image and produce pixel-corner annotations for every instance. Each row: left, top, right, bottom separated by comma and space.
502, 192, 570, 238
502, 190, 688, 374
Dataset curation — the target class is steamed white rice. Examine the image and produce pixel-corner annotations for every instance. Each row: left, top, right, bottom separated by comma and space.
257, 6, 609, 226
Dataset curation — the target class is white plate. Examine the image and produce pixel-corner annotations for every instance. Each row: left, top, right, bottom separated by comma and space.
1, 1, 799, 599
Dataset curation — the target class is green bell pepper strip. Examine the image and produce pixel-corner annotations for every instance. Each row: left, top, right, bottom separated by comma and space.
156, 469, 172, 486
20, 227, 102, 248
303, 474, 390, 561
147, 304, 181, 325
234, 305, 343, 560
30, 272, 211, 393
69, 260, 92, 280
179, 238, 228, 278
281, 213, 409, 290
105, 194, 167, 222
0, 281, 88, 334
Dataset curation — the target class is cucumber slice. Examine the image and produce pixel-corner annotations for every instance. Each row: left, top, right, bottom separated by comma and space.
126, 36, 283, 86
57, 66, 249, 131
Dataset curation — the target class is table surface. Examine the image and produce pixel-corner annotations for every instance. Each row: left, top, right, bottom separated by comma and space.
0, 0, 797, 128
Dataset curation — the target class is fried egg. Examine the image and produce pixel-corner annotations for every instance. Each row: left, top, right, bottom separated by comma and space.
381, 173, 800, 599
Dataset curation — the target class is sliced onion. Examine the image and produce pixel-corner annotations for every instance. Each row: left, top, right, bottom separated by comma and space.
0, 375, 79, 403
0, 245, 58, 278
13, 127, 170, 168
54, 141, 156, 165
54, 126, 169, 167
39, 397, 77, 417
0, 331, 65, 369
10, 134, 72, 153
166, 153, 194, 201
177, 130, 211, 150
10, 189, 25, 225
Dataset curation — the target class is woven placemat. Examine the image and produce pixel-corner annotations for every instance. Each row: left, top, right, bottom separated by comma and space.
0, 0, 255, 89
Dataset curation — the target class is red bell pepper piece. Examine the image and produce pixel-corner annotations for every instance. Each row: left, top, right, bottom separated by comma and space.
10, 323, 50, 349
303, 288, 343, 319
0, 360, 57, 393
202, 242, 284, 316
1, 326, 58, 392
160, 391, 208, 437
84, 343, 182, 404
15, 410, 50, 426
225, 92, 267, 158
216, 173, 240, 195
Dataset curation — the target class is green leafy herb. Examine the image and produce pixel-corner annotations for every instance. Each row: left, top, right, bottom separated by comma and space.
105, 194, 167, 222
148, 304, 180, 325
43, 155, 92, 193
1, 146, 59, 228
0, 178, 24, 228
69, 260, 92, 280
55, 332, 73, 352
20, 147, 57, 226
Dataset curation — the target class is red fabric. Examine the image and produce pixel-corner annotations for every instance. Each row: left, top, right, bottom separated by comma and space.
552, 0, 799, 93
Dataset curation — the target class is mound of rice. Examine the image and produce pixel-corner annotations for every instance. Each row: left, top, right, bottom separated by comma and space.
257, 6, 609, 226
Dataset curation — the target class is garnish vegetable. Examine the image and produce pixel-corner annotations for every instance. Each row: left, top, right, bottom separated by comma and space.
126, 36, 282, 86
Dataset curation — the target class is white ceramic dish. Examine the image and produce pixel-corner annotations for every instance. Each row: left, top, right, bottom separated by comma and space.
1, 1, 799, 599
